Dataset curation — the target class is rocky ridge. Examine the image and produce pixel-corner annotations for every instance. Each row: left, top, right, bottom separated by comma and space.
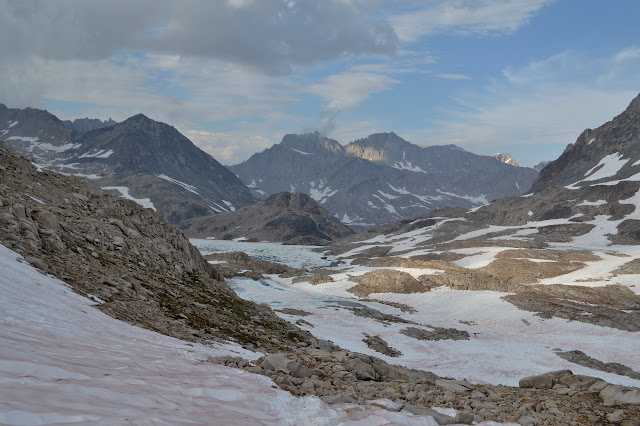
62, 117, 118, 132
180, 192, 354, 245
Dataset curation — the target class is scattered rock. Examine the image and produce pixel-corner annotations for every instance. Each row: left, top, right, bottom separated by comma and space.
362, 334, 402, 357
400, 326, 470, 341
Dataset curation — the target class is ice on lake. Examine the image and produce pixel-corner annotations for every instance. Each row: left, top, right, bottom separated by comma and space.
190, 238, 338, 269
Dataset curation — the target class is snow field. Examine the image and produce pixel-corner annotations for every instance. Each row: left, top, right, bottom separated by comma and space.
0, 244, 461, 425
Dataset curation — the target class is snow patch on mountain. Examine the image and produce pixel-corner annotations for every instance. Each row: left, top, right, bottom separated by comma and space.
157, 174, 200, 195
436, 190, 488, 205
392, 150, 427, 173
309, 180, 338, 204
6, 136, 82, 154
577, 200, 607, 206
102, 186, 156, 211
290, 147, 314, 155
78, 149, 114, 158
341, 213, 375, 227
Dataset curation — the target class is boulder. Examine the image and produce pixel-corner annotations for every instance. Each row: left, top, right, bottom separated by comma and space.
519, 370, 573, 389
260, 353, 312, 378
435, 379, 474, 394
344, 358, 376, 381
599, 384, 640, 406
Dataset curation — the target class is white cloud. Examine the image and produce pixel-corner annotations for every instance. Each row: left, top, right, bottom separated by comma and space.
436, 73, 471, 80
308, 72, 399, 111
183, 130, 274, 165
390, 0, 555, 41
414, 47, 640, 159
0, 0, 397, 75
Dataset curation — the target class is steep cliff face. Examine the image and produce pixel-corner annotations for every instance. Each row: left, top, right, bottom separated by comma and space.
0, 141, 310, 350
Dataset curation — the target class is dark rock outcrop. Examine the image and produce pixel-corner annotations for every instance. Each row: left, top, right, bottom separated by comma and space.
180, 192, 354, 245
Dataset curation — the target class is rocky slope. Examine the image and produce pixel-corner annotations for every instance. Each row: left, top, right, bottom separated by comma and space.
0, 104, 254, 226
531, 93, 640, 192
0, 141, 306, 350
180, 192, 354, 245
230, 131, 538, 230
534, 160, 551, 171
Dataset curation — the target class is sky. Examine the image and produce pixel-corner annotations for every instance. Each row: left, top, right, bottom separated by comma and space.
1, 0, 639, 167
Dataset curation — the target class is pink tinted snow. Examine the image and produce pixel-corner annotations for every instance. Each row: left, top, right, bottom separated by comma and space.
0, 244, 473, 425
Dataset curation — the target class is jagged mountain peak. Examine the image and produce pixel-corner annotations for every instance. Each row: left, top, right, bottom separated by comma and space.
490, 153, 519, 167
625, 91, 640, 116
279, 132, 343, 155
231, 130, 538, 229
531, 92, 640, 192
62, 117, 117, 132
1, 104, 254, 226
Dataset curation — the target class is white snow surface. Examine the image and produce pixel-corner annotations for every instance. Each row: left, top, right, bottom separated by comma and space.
583, 153, 627, 181
577, 199, 607, 206
157, 173, 200, 195
567, 153, 630, 188
0, 245, 459, 425
78, 149, 114, 158
308, 179, 338, 204
6, 136, 82, 154
436, 189, 488, 205
195, 216, 640, 389
102, 186, 156, 211
392, 150, 427, 173
340, 213, 375, 227
290, 147, 314, 155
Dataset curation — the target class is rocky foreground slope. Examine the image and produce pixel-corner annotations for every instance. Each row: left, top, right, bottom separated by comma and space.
180, 192, 354, 245
0, 141, 304, 350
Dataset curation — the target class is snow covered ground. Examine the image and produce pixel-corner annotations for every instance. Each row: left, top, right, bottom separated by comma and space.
0, 244, 466, 425
194, 240, 640, 389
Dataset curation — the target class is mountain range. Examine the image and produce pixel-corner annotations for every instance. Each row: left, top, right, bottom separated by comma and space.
230, 131, 538, 229
2, 103, 538, 235
0, 104, 254, 225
